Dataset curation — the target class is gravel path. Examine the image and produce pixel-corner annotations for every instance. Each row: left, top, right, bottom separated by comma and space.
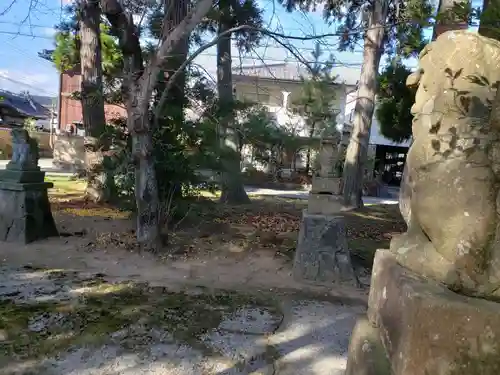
0, 266, 364, 375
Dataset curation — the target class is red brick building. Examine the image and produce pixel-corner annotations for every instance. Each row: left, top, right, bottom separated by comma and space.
58, 66, 127, 132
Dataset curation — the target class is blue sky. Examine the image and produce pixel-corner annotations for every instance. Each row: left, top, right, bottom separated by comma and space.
0, 0, 369, 96
0, 0, 480, 97
0, 0, 63, 95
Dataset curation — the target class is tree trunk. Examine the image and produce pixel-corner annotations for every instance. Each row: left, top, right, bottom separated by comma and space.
100, 0, 214, 247
79, 0, 110, 203
217, 3, 250, 204
129, 88, 162, 249
342, 0, 388, 209
154, 0, 189, 202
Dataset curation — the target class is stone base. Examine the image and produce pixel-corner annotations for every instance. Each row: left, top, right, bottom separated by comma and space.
0, 169, 45, 183
293, 210, 357, 286
311, 176, 342, 195
346, 249, 500, 375
345, 318, 390, 375
307, 193, 343, 215
0, 182, 58, 244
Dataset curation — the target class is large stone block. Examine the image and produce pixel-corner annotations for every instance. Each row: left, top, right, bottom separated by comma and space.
293, 210, 357, 286
307, 193, 343, 215
345, 318, 391, 375
368, 250, 500, 375
0, 182, 58, 244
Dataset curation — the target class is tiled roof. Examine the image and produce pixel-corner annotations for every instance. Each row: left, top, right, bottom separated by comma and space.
233, 63, 360, 86
0, 90, 51, 119
30, 94, 57, 109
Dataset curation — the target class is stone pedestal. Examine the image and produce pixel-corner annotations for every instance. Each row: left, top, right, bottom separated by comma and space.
293, 210, 357, 286
346, 250, 500, 375
0, 180, 58, 244
307, 193, 343, 215
310, 176, 342, 195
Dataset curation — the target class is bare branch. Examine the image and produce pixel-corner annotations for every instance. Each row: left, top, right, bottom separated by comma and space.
0, 0, 17, 16
155, 25, 340, 119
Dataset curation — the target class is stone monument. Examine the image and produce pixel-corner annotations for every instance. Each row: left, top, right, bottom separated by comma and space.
0, 128, 58, 243
346, 31, 500, 375
293, 132, 358, 286
307, 133, 344, 214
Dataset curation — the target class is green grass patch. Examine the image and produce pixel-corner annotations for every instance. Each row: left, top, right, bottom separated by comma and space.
45, 175, 85, 199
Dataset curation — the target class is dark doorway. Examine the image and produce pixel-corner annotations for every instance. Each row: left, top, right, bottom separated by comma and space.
374, 145, 408, 186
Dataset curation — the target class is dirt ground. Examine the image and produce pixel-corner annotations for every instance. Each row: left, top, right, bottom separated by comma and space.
2, 178, 406, 302
0, 179, 406, 374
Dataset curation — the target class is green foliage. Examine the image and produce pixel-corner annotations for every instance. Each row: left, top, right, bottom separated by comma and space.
194, 0, 264, 51
478, 0, 500, 40
52, 24, 123, 75
291, 43, 339, 137
376, 62, 415, 143
280, 0, 433, 57
23, 118, 37, 133
52, 31, 78, 72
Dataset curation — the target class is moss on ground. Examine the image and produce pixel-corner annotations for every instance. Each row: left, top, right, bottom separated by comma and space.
0, 282, 280, 362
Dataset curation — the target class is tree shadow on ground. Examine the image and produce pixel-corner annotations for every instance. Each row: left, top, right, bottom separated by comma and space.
0, 266, 287, 375
0, 265, 363, 375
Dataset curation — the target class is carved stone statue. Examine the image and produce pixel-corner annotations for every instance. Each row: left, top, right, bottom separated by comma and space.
390, 31, 500, 299
8, 128, 39, 170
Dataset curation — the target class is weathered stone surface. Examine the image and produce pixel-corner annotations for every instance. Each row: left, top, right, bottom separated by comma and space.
0, 182, 58, 243
345, 318, 391, 375
368, 250, 500, 375
310, 176, 342, 195
7, 128, 40, 171
307, 193, 343, 215
293, 210, 357, 285
390, 30, 500, 298
317, 136, 341, 178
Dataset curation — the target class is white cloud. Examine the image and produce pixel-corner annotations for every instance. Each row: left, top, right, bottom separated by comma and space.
40, 27, 57, 38
0, 70, 58, 96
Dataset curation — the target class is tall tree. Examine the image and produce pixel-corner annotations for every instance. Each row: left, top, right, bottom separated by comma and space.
340, 0, 389, 209
479, 0, 500, 40
291, 43, 339, 174
147, 0, 191, 203
99, 0, 214, 248
375, 62, 414, 143
78, 0, 109, 202
282, 0, 432, 209
215, 0, 263, 204
217, 0, 248, 204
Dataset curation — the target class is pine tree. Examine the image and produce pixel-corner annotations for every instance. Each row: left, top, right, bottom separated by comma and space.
77, 0, 109, 203
98, 0, 213, 249
376, 62, 414, 143
291, 43, 339, 174
479, 0, 500, 40
197, 0, 263, 204
281, 0, 432, 209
